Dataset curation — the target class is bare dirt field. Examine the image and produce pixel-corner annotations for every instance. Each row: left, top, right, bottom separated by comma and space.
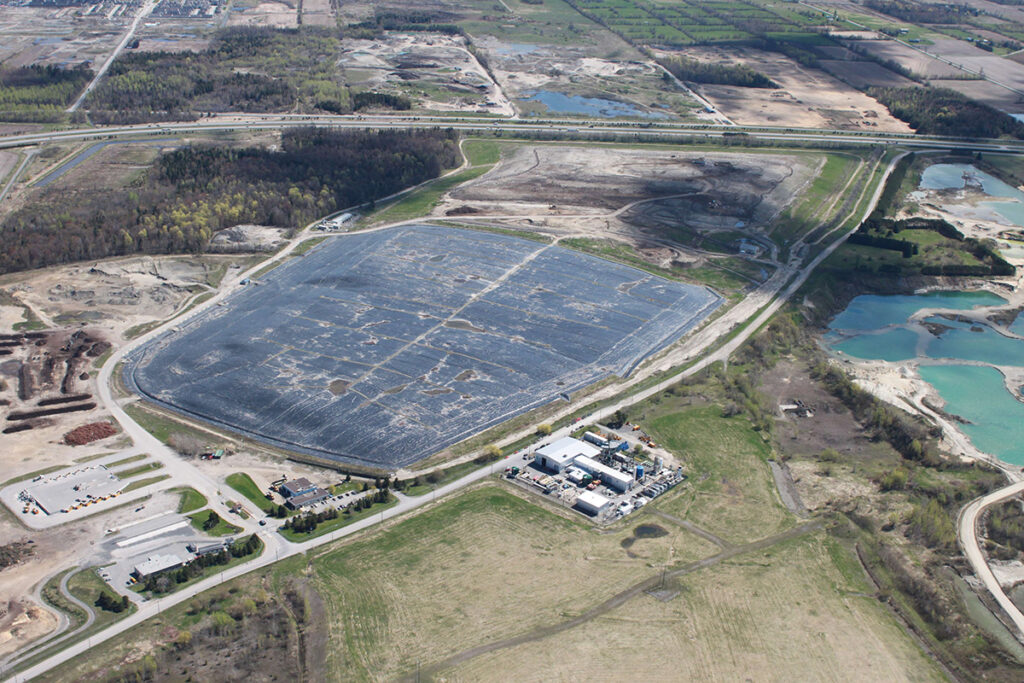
440, 144, 817, 264
925, 37, 1024, 91
300, 0, 334, 27
133, 20, 217, 53
444, 144, 815, 227
931, 79, 1024, 116
227, 0, 298, 28
820, 59, 917, 89
1, 255, 228, 335
340, 34, 512, 115
841, 39, 965, 79
667, 46, 912, 131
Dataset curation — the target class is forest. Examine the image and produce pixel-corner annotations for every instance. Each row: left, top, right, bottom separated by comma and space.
85, 27, 350, 122
0, 128, 460, 275
0, 64, 92, 122
656, 55, 777, 88
869, 86, 1024, 138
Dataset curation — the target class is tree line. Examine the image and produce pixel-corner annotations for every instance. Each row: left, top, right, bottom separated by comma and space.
869, 86, 1024, 138
0, 128, 460, 275
656, 55, 777, 89
143, 534, 261, 595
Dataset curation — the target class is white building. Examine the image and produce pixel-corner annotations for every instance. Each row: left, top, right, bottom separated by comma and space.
573, 455, 633, 492
534, 437, 601, 473
132, 553, 183, 579
575, 490, 614, 516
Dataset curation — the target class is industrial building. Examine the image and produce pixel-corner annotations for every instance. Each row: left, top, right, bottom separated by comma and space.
132, 553, 184, 580
534, 437, 601, 474
280, 477, 317, 498
575, 490, 614, 516
572, 455, 633, 492
286, 487, 331, 510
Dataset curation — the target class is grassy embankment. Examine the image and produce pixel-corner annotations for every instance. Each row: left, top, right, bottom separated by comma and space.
175, 487, 207, 514
225, 472, 276, 514
187, 509, 242, 537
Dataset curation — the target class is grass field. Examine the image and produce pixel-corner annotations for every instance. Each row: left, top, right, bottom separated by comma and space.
773, 154, 864, 245
104, 454, 146, 469
188, 509, 242, 537
174, 487, 208, 514
67, 568, 137, 633
304, 484, 718, 680
111, 461, 163, 479
442, 531, 945, 681
225, 472, 276, 514
644, 404, 792, 545
121, 402, 218, 447
121, 474, 170, 492
368, 165, 493, 225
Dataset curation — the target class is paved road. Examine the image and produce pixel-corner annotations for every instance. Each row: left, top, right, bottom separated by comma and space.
958, 480, 1024, 636
2, 113, 1024, 154
0, 149, 35, 205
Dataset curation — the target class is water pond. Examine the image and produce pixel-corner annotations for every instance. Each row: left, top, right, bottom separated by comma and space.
522, 90, 667, 119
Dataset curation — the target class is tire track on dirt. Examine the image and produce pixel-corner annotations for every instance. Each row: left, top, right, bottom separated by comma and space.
415, 520, 822, 679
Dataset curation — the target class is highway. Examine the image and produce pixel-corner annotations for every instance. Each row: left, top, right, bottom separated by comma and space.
3, 117, 1024, 680
3, 113, 1024, 155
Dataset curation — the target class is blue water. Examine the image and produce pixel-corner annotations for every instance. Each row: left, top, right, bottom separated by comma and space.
1011, 312, 1024, 337
832, 328, 920, 362
494, 43, 538, 55
828, 290, 1006, 331
925, 316, 1024, 366
828, 290, 1024, 465
918, 365, 1024, 464
919, 163, 1024, 227
523, 90, 667, 119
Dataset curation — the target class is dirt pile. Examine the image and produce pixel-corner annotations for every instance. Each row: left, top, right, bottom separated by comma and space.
0, 541, 34, 570
63, 421, 117, 445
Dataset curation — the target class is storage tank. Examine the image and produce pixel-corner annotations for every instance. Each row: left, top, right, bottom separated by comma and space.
583, 431, 609, 448
635, 465, 645, 480
654, 456, 663, 472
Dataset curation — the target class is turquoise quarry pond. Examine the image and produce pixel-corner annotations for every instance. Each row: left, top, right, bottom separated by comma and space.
828, 291, 1024, 465
918, 163, 1024, 226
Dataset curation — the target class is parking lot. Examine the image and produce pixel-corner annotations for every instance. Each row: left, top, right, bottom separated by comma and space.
125, 225, 722, 469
